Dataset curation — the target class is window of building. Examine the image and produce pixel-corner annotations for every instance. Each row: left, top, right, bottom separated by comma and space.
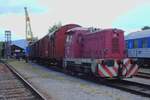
128, 40, 133, 49
126, 41, 128, 49
133, 39, 138, 48
142, 38, 148, 48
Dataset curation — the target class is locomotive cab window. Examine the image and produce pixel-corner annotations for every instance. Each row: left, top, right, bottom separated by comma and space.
66, 34, 73, 43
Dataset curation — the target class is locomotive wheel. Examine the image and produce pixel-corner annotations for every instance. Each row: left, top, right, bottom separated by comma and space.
64, 65, 77, 76
63, 68, 69, 74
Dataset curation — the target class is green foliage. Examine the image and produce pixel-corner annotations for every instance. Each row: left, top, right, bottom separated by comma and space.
141, 26, 150, 30
48, 22, 62, 33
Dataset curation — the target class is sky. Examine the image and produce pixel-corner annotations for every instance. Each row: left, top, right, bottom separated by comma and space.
0, 0, 150, 40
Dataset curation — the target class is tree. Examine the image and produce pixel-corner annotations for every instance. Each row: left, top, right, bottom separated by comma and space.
48, 22, 62, 33
141, 26, 150, 30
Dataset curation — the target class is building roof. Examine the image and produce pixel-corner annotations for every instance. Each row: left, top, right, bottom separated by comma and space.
11, 39, 28, 50
11, 44, 24, 50
125, 29, 150, 40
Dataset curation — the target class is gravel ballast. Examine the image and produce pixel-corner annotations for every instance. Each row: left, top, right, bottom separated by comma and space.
7, 60, 150, 100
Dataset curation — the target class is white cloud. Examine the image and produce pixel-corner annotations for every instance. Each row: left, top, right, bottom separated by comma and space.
0, 0, 47, 14
0, 0, 150, 40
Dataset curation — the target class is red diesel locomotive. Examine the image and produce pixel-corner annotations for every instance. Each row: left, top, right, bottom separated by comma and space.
29, 24, 139, 79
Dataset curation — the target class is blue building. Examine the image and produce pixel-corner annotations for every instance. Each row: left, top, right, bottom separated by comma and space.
11, 39, 28, 58
11, 39, 28, 50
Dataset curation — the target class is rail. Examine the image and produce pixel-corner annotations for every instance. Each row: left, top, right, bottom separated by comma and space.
0, 60, 46, 100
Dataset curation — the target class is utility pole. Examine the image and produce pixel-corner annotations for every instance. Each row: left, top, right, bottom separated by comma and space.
4, 30, 11, 59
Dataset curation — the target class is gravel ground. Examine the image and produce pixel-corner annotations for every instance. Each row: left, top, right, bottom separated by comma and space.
6, 59, 150, 100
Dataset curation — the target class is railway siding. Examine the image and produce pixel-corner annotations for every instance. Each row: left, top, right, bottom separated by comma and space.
138, 68, 150, 74
0, 62, 44, 100
5, 59, 150, 100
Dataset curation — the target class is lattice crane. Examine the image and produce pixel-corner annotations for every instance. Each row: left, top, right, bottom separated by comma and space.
24, 7, 33, 43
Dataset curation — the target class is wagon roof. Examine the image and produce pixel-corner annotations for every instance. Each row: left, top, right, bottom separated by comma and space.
125, 29, 150, 40
67, 27, 88, 32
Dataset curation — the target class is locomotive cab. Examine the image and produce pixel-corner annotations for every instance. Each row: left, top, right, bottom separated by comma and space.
63, 28, 139, 79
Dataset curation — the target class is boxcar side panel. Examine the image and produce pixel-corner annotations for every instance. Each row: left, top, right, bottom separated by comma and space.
54, 24, 80, 60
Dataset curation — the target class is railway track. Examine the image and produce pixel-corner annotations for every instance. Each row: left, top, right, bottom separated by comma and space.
36, 64, 150, 98
0, 61, 46, 100
68, 73, 150, 98
100, 80, 150, 97
135, 72, 150, 79
3, 60, 149, 99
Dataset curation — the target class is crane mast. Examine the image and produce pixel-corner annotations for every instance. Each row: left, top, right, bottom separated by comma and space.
24, 7, 33, 43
